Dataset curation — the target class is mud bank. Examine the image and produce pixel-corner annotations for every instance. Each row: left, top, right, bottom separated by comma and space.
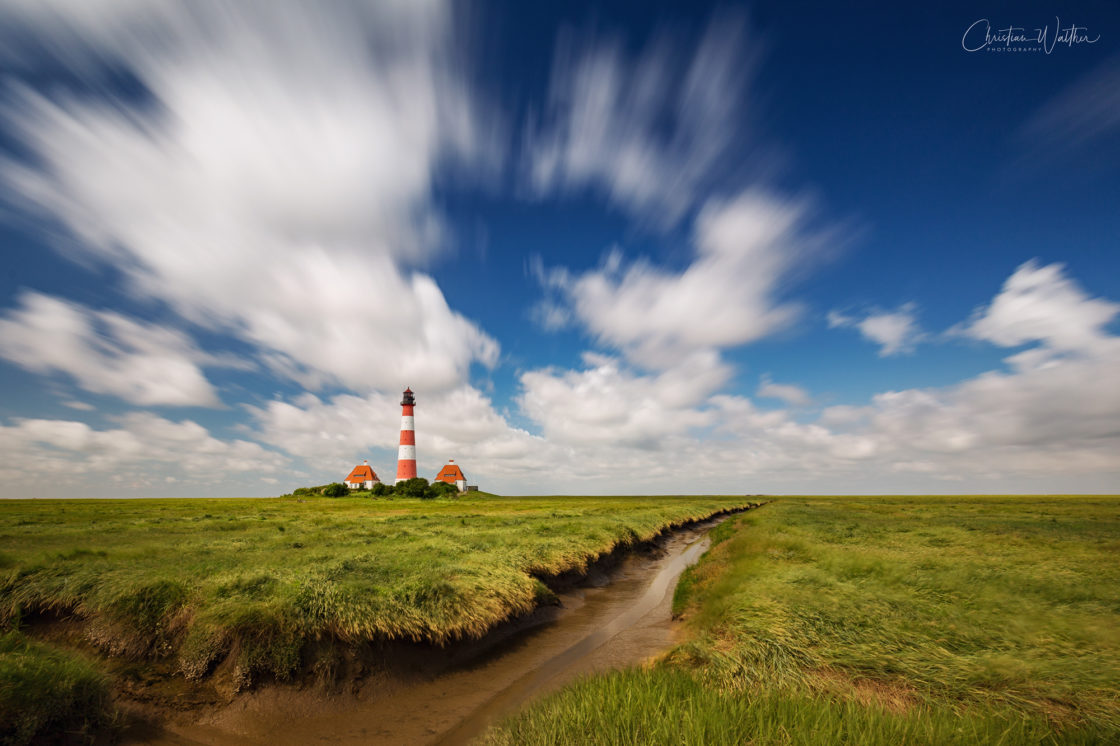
116, 502, 764, 745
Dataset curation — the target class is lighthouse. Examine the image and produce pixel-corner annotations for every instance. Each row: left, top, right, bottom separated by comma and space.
395, 387, 417, 483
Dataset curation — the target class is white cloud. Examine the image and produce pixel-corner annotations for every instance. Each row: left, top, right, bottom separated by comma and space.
756, 376, 811, 407
550, 190, 815, 367
246, 390, 400, 470
0, 412, 287, 498
849, 342, 1120, 477
828, 303, 923, 356
3, 228, 1114, 488
955, 260, 1119, 358
509, 261, 1120, 493
0, 291, 225, 406
518, 351, 728, 448
0, 0, 499, 394
814, 264, 1120, 485
525, 10, 759, 225
510, 360, 886, 492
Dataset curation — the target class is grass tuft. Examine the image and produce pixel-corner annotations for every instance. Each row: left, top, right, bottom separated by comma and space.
484, 667, 1105, 746
0, 631, 113, 746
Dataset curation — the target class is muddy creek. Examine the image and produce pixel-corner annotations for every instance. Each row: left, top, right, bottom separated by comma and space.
134, 517, 724, 746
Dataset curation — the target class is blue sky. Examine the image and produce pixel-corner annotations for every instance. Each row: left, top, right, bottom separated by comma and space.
1, 0, 1118, 497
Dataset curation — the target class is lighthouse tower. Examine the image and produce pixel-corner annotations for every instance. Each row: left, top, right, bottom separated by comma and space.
395, 387, 417, 484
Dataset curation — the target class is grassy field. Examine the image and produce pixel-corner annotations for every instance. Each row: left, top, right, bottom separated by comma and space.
0, 493, 750, 743
485, 496, 1120, 745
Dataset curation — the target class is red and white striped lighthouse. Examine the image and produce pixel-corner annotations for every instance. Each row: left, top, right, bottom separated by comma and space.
395, 387, 417, 483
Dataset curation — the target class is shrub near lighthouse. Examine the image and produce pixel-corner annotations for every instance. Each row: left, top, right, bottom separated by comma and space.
395, 387, 417, 484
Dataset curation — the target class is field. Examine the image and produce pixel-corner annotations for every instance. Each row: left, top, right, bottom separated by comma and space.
0, 493, 750, 743
485, 496, 1120, 745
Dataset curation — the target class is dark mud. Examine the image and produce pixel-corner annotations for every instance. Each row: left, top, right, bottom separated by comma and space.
121, 507, 759, 745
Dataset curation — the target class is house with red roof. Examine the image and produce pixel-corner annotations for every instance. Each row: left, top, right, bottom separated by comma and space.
434, 459, 467, 492
344, 460, 380, 490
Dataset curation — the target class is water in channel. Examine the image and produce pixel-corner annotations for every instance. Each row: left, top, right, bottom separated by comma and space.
135, 517, 724, 746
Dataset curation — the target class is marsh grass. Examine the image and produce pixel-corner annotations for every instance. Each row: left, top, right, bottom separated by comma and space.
486, 496, 1120, 745
0, 631, 113, 746
485, 668, 1108, 746
0, 494, 748, 694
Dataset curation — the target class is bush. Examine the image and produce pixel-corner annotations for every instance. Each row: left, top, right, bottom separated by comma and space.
431, 480, 459, 497
292, 484, 331, 496
322, 483, 349, 498
397, 477, 432, 498
370, 482, 390, 497
378, 478, 460, 499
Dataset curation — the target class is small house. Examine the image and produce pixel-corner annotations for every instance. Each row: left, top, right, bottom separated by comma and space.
344, 460, 380, 490
434, 459, 467, 492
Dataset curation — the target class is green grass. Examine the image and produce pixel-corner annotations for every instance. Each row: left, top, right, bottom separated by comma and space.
485, 496, 1120, 745
0, 494, 750, 693
0, 631, 113, 746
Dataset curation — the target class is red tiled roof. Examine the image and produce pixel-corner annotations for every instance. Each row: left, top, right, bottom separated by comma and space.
434, 462, 465, 484
345, 464, 379, 482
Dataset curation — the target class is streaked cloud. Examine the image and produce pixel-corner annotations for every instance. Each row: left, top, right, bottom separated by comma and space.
0, 291, 226, 407
518, 351, 728, 448
524, 9, 760, 225
756, 376, 811, 407
0, 0, 499, 394
828, 303, 923, 357
543, 190, 818, 368
0, 412, 286, 497
954, 260, 1119, 362
1020, 56, 1120, 153
9, 256, 1120, 496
